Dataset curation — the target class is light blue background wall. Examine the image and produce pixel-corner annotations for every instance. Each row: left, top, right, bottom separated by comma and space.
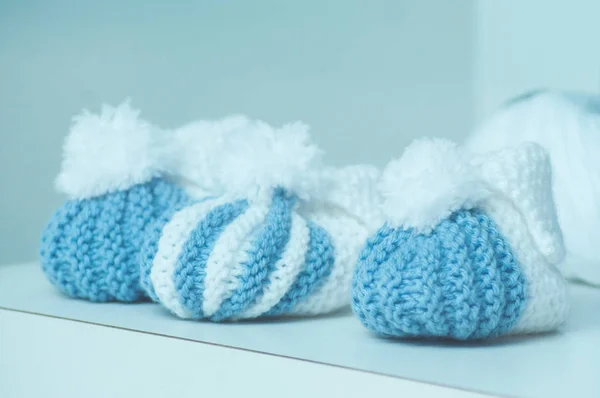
0, 1, 475, 264
474, 0, 600, 124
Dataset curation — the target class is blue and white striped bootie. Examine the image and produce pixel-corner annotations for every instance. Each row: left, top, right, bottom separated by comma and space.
40, 102, 243, 302
140, 122, 381, 320
352, 138, 570, 340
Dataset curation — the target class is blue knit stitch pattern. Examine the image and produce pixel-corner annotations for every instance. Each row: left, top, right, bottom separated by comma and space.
266, 222, 335, 316
149, 187, 341, 321
174, 199, 250, 318
351, 208, 527, 340
40, 178, 189, 302
209, 189, 295, 321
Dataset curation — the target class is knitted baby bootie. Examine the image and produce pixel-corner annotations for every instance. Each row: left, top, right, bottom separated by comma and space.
141, 120, 381, 320
39, 102, 242, 302
352, 138, 569, 340
40, 103, 189, 302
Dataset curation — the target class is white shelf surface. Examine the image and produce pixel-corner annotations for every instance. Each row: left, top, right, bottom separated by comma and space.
1, 262, 600, 398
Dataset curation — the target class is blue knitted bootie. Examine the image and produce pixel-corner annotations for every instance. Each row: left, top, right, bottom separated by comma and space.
140, 121, 379, 320
139, 187, 326, 320
39, 101, 255, 302
352, 138, 569, 340
39, 102, 195, 302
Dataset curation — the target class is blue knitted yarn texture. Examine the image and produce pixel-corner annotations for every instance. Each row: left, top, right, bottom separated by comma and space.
265, 222, 335, 316
352, 208, 527, 340
140, 188, 336, 320
40, 178, 189, 302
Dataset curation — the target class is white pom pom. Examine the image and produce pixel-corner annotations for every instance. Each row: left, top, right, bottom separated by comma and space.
55, 101, 160, 199
217, 119, 322, 201
378, 138, 491, 232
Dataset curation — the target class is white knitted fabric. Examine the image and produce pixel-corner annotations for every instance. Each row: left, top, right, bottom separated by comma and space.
285, 165, 383, 315
466, 89, 600, 286
476, 143, 564, 264
292, 204, 369, 315
476, 143, 569, 333
313, 165, 384, 233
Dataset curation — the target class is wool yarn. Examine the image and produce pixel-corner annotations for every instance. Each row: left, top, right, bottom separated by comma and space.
40, 97, 277, 303
290, 165, 382, 316
41, 178, 188, 302
140, 123, 381, 320
352, 138, 569, 340
39, 103, 195, 302
140, 189, 323, 320
141, 187, 379, 320
466, 89, 600, 287
39, 99, 378, 317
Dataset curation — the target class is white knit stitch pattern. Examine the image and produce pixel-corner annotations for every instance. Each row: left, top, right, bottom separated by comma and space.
292, 205, 369, 315
475, 142, 564, 265
314, 165, 384, 232
150, 198, 227, 318
466, 90, 600, 286
238, 213, 310, 319
201, 203, 270, 317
